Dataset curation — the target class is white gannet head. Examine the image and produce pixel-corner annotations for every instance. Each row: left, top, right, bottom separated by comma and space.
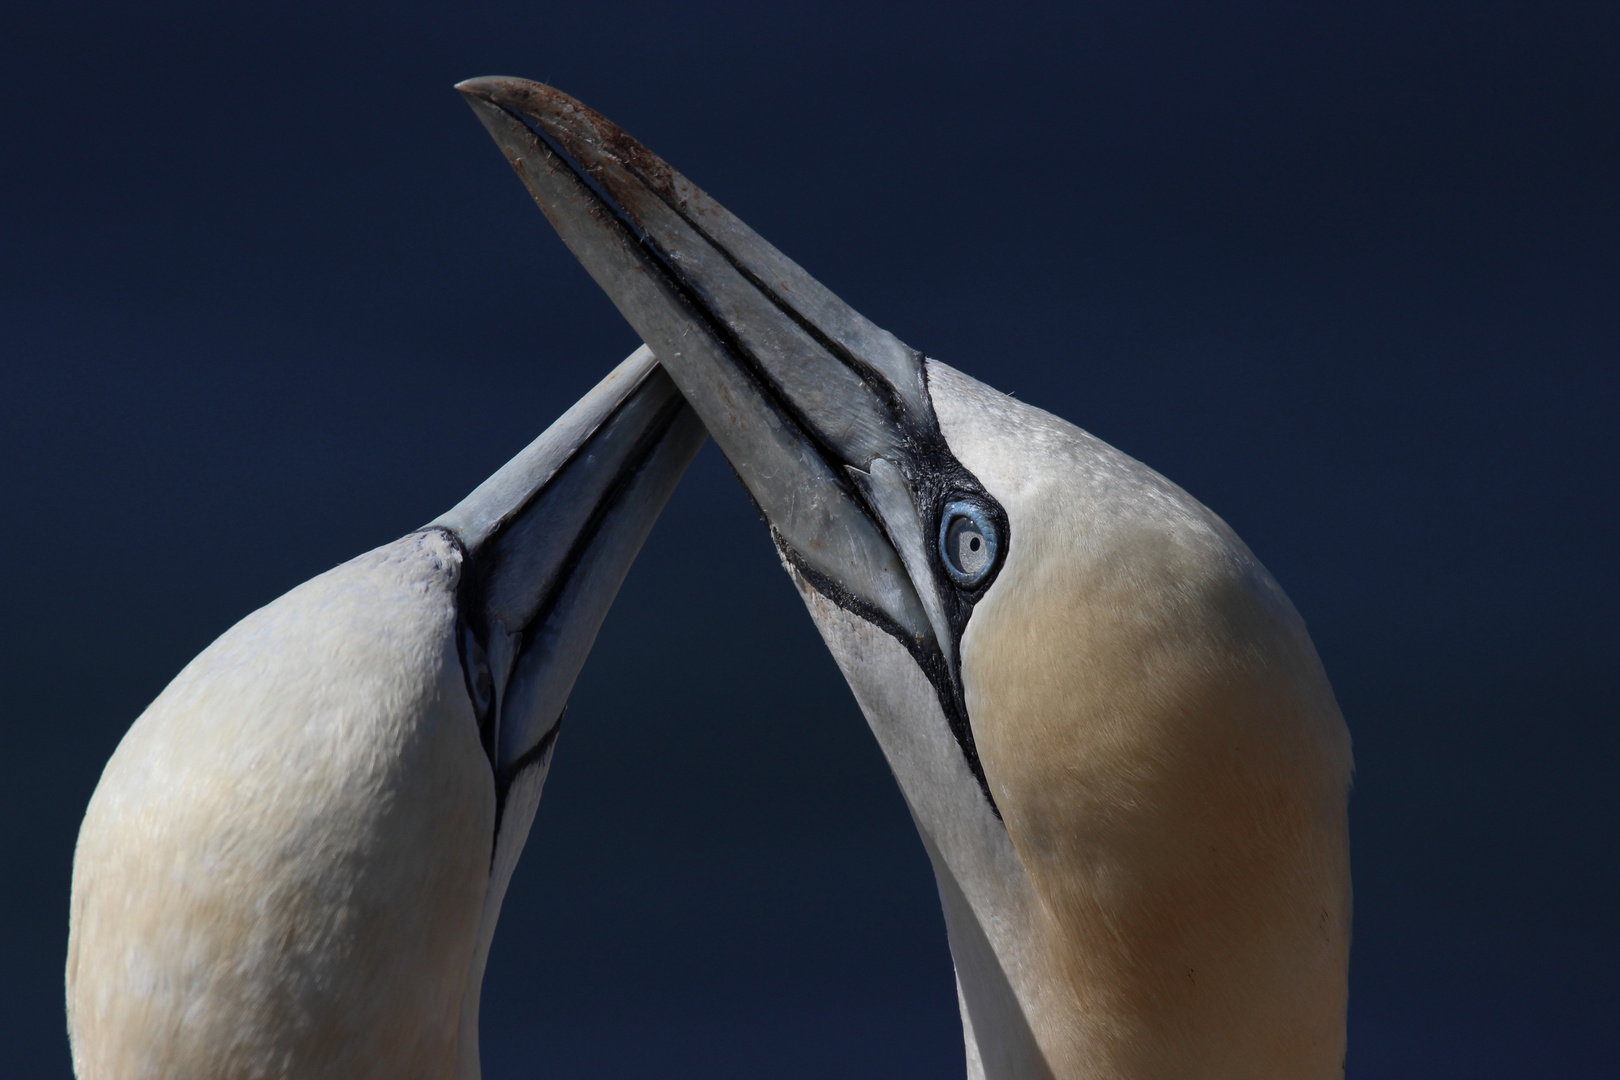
460, 78, 1352, 1079
66, 347, 705, 1079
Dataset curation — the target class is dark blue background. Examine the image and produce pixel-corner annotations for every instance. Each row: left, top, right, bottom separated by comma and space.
3, 2, 1615, 1076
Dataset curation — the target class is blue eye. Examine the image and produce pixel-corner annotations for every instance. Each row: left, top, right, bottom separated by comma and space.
939, 501, 998, 587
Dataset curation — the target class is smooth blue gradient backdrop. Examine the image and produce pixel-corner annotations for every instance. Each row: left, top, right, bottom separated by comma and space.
3, 2, 1615, 1076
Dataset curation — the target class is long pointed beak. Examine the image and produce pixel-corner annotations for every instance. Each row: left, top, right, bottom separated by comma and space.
430, 346, 705, 782
457, 77, 982, 656
456, 77, 1007, 803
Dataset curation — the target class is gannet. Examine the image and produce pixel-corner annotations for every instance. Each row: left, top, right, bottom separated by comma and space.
65, 347, 705, 1079
459, 78, 1353, 1079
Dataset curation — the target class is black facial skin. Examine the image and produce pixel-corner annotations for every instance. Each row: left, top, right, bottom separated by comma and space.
763, 377, 1011, 818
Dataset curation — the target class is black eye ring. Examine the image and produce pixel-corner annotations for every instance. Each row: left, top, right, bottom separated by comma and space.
939, 500, 999, 587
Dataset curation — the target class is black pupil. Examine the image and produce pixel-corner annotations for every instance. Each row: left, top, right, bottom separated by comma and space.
945, 513, 992, 580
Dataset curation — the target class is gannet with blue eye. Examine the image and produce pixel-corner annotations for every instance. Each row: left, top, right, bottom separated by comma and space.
460, 78, 1353, 1080
65, 347, 705, 1080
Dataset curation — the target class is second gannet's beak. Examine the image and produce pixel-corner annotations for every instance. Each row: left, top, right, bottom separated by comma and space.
432, 346, 703, 801
456, 77, 1009, 804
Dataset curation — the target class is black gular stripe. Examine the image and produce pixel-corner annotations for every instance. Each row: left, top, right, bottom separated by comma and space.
492, 98, 1006, 815
728, 459, 1005, 820
774, 535, 997, 815
489, 714, 563, 869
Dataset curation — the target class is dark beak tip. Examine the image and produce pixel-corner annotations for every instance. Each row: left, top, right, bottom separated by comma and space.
453, 77, 603, 142
454, 75, 538, 105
